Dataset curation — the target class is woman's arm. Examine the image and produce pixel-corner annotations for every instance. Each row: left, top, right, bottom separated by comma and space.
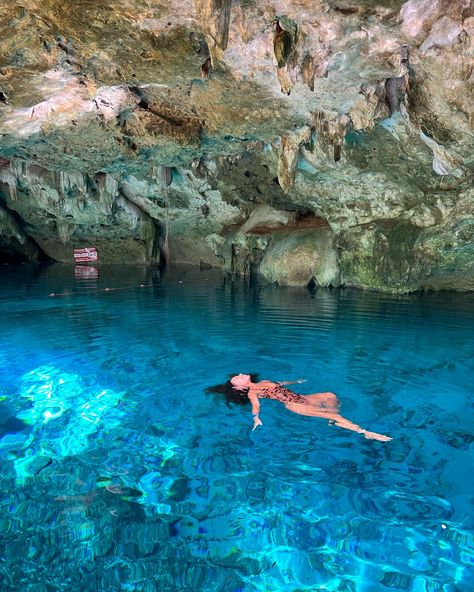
278, 379, 306, 386
247, 389, 262, 431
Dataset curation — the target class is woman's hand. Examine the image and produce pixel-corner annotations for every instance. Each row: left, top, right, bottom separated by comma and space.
252, 415, 263, 431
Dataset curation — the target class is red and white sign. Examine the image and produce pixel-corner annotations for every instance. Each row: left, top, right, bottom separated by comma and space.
74, 247, 98, 263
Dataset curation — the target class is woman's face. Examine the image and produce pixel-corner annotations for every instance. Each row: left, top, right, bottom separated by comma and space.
230, 374, 251, 389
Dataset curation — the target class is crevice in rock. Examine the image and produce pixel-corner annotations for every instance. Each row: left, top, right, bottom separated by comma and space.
385, 76, 409, 116
190, 32, 213, 79
151, 221, 164, 270
125, 87, 202, 146
0, 195, 50, 263
384, 45, 412, 116
245, 212, 330, 235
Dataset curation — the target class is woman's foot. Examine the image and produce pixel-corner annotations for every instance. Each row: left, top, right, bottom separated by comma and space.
361, 429, 392, 442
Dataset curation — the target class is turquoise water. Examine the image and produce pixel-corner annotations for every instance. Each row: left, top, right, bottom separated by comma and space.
0, 264, 473, 592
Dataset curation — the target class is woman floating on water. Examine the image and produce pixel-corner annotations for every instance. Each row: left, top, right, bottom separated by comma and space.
207, 374, 392, 442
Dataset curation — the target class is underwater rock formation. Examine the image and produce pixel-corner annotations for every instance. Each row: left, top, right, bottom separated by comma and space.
0, 0, 472, 291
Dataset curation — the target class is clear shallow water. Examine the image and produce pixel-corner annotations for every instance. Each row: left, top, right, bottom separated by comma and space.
0, 264, 473, 592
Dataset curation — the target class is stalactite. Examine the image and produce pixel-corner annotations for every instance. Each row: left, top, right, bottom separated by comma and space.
273, 16, 298, 95
311, 112, 350, 163
277, 126, 311, 193
156, 165, 173, 269
159, 166, 173, 189
56, 219, 74, 245
104, 174, 119, 206
273, 21, 294, 69
115, 194, 142, 229
194, 0, 232, 67
58, 170, 88, 198
0, 162, 18, 201
139, 216, 157, 262
301, 53, 315, 91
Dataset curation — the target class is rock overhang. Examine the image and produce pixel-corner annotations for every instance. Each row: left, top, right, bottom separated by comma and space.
0, 0, 472, 291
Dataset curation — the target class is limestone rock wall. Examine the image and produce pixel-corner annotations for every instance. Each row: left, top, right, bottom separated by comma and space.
0, 0, 472, 291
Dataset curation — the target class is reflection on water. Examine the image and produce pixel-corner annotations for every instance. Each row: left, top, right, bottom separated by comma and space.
0, 263, 473, 591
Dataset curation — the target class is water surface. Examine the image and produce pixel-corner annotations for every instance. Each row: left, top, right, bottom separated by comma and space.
0, 264, 473, 591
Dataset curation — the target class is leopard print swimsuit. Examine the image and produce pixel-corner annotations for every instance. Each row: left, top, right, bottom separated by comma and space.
251, 384, 303, 405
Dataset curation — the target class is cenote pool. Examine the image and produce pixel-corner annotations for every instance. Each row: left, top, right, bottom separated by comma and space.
0, 264, 473, 592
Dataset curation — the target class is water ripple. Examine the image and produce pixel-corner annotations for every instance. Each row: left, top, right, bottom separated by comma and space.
0, 265, 473, 592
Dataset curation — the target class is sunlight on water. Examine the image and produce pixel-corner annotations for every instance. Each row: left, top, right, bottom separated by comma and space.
0, 264, 473, 591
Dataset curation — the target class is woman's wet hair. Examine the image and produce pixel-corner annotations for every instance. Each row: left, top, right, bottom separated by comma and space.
205, 373, 260, 406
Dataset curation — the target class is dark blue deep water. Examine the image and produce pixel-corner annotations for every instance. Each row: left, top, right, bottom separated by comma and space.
0, 264, 473, 592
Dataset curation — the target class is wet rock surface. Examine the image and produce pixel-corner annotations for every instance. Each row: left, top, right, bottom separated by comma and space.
0, 0, 473, 291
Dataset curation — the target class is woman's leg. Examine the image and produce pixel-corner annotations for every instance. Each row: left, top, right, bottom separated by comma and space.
304, 392, 339, 411
330, 415, 392, 442
285, 402, 392, 442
